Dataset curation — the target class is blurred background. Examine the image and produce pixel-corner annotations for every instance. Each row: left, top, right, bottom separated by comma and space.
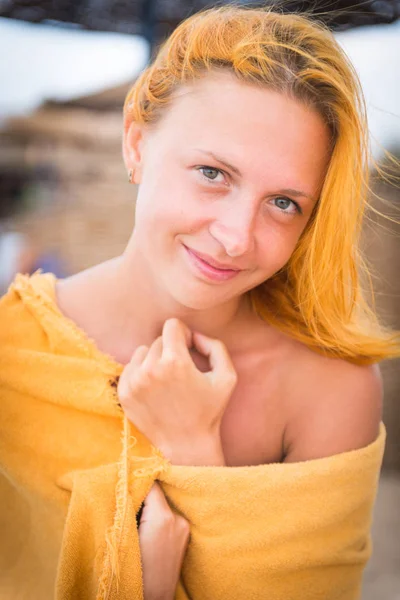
0, 1, 399, 597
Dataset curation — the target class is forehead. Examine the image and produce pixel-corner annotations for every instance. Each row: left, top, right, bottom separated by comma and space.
161, 71, 326, 138
151, 70, 331, 188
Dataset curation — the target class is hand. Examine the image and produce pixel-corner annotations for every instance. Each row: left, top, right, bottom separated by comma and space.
117, 318, 237, 465
138, 481, 190, 600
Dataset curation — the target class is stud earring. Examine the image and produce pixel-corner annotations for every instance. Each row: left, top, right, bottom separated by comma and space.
128, 168, 134, 183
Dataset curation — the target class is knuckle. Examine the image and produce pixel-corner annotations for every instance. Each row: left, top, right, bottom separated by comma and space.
172, 357, 187, 371
122, 362, 137, 381
227, 374, 238, 391
175, 515, 190, 535
128, 370, 140, 387
117, 388, 129, 406
162, 353, 186, 370
215, 339, 229, 355
228, 368, 238, 384
151, 363, 167, 381
217, 369, 237, 392
161, 354, 174, 367
130, 370, 150, 391
159, 511, 175, 529
117, 376, 131, 403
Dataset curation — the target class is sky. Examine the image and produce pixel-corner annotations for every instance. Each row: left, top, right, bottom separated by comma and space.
0, 16, 399, 161
335, 20, 400, 160
0, 18, 150, 119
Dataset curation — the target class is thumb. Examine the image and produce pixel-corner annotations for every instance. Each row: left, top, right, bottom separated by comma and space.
177, 319, 193, 349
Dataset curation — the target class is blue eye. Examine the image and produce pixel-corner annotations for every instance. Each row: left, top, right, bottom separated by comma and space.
272, 197, 301, 215
198, 166, 224, 183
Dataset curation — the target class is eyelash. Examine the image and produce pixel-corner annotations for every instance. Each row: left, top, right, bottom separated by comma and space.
197, 166, 302, 215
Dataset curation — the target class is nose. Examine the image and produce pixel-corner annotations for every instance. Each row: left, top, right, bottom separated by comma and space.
208, 202, 256, 257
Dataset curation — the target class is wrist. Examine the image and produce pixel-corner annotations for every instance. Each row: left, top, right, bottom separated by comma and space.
158, 435, 226, 466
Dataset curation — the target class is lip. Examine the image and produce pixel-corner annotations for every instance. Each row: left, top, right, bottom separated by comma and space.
183, 246, 242, 271
183, 245, 241, 282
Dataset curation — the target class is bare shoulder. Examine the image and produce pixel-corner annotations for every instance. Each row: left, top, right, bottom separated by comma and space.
55, 260, 115, 319
280, 340, 383, 463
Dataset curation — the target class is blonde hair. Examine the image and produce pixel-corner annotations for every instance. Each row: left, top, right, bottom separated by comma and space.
123, 4, 400, 365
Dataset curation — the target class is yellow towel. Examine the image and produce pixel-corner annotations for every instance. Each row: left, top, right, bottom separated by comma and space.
0, 271, 385, 600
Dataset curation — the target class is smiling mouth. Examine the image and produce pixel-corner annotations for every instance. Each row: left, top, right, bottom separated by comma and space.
182, 244, 242, 282
183, 246, 242, 271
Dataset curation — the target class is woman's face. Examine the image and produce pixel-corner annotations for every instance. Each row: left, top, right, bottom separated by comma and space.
124, 70, 331, 310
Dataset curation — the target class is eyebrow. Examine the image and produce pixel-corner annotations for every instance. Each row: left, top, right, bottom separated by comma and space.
193, 148, 315, 202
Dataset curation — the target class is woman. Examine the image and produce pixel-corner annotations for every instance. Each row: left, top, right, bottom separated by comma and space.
0, 5, 398, 600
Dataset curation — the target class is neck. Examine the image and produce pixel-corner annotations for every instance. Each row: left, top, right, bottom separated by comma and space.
89, 250, 255, 364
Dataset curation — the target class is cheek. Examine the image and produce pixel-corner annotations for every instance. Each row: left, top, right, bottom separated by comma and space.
256, 225, 303, 273
135, 185, 202, 244
154, 192, 209, 237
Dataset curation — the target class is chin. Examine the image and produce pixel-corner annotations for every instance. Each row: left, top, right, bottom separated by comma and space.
172, 289, 222, 311
168, 278, 240, 311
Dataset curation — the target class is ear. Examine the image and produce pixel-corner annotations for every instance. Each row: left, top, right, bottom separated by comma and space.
122, 119, 145, 184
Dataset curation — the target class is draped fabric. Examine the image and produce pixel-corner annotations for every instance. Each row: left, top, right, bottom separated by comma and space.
0, 271, 386, 599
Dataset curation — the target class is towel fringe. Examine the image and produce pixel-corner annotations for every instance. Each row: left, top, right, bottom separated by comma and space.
131, 445, 171, 479
96, 415, 131, 599
96, 415, 171, 599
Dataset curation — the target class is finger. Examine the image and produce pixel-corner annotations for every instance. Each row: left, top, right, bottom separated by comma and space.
140, 482, 172, 524
118, 346, 149, 402
130, 345, 149, 367
140, 336, 163, 372
192, 331, 237, 384
161, 318, 193, 362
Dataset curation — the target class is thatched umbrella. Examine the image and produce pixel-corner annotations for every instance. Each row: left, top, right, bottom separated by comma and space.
1, 0, 399, 52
